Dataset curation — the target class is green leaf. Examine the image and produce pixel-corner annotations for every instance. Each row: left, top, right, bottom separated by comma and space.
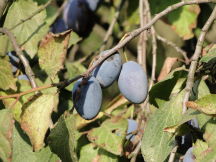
167, 5, 200, 40
64, 61, 86, 91
38, 31, 71, 79
0, 57, 15, 90
187, 94, 216, 115
203, 119, 216, 147
48, 114, 78, 162
149, 0, 178, 15
200, 44, 216, 63
21, 94, 56, 151
0, 0, 49, 58
0, 90, 22, 121
87, 117, 127, 156
141, 91, 184, 162
79, 144, 118, 162
194, 119, 216, 162
12, 122, 60, 162
193, 140, 209, 162
0, 109, 13, 162
68, 32, 82, 48
149, 67, 187, 106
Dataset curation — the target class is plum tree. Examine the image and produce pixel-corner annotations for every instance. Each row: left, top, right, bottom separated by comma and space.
93, 50, 122, 88
118, 61, 148, 104
72, 76, 102, 120
183, 147, 194, 162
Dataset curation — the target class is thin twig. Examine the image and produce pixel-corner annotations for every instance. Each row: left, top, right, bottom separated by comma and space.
0, 75, 82, 100
0, 28, 37, 88
137, 0, 148, 72
0, 0, 215, 100
182, 6, 216, 114
0, 0, 9, 18
168, 146, 178, 162
84, 0, 214, 77
157, 35, 189, 64
9, 0, 53, 31
130, 142, 141, 162
143, 0, 157, 87
99, 0, 125, 52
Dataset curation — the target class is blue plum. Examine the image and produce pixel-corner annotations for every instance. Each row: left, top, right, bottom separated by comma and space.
51, 18, 68, 34
93, 50, 122, 88
118, 61, 148, 104
17, 75, 29, 81
183, 147, 195, 162
188, 118, 199, 129
72, 76, 102, 120
8, 52, 19, 73
86, 0, 101, 11
63, 0, 95, 37
126, 119, 138, 141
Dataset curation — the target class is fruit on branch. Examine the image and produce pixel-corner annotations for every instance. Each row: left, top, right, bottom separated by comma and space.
126, 119, 138, 141
93, 50, 122, 88
18, 75, 29, 81
85, 0, 101, 11
8, 52, 19, 73
188, 118, 199, 129
51, 18, 68, 34
183, 147, 194, 162
118, 61, 148, 104
61, 0, 98, 36
72, 76, 102, 120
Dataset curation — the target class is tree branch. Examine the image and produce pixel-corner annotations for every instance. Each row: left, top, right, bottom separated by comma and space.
182, 6, 216, 113
0, 28, 37, 88
0, 0, 215, 100
157, 35, 189, 64
99, 0, 125, 52
84, 0, 216, 77
137, 0, 148, 72
0, 0, 8, 18
9, 0, 52, 31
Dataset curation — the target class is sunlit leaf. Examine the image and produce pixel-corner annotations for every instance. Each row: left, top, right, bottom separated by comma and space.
0, 0, 49, 58
187, 94, 216, 115
38, 31, 71, 79
0, 57, 15, 90
0, 109, 13, 162
21, 94, 56, 151
79, 144, 118, 162
168, 5, 200, 40
87, 117, 127, 155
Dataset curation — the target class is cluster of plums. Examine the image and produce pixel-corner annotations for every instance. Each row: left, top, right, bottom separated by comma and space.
72, 50, 148, 120
52, 0, 101, 37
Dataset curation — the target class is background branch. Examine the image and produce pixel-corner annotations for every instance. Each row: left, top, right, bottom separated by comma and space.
157, 35, 189, 64
0, 0, 8, 18
182, 6, 216, 113
99, 0, 125, 52
0, 0, 215, 100
0, 28, 37, 88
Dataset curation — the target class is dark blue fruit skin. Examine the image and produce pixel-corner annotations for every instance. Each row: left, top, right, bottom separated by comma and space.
93, 50, 122, 88
51, 18, 68, 34
126, 119, 138, 141
118, 61, 148, 104
72, 76, 102, 120
63, 0, 95, 37
183, 147, 194, 162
